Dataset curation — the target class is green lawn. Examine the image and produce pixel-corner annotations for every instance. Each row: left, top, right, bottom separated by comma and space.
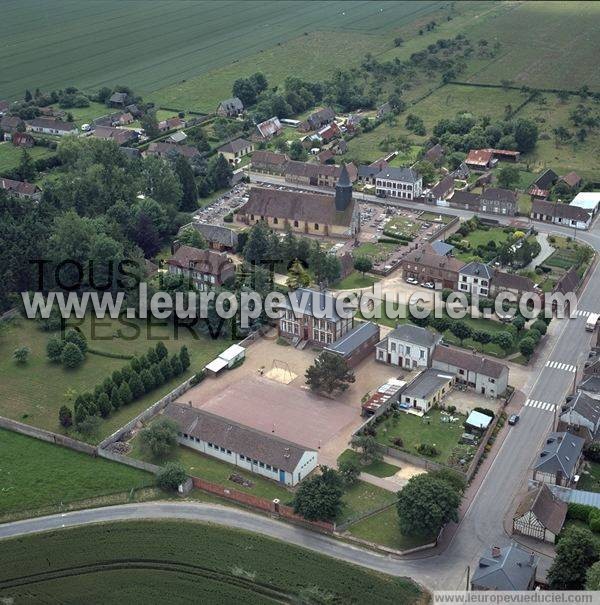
339, 480, 398, 525
0, 428, 152, 516
0, 521, 422, 605
129, 437, 292, 503
67, 101, 111, 127
374, 409, 466, 465
0, 315, 226, 442
354, 241, 398, 262
578, 462, 600, 493
333, 271, 378, 290
338, 449, 401, 479
0, 142, 56, 174
347, 506, 435, 552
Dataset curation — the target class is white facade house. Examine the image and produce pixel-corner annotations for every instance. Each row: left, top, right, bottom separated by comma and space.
376, 324, 441, 369
163, 403, 318, 486
375, 167, 422, 200
400, 369, 454, 413
513, 485, 567, 544
26, 117, 78, 136
570, 192, 600, 217
458, 262, 493, 297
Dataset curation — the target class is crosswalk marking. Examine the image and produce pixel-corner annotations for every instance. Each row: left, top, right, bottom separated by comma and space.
576, 310, 592, 317
545, 360, 576, 372
524, 399, 556, 412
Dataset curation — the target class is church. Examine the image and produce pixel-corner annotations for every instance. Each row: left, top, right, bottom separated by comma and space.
236, 164, 360, 238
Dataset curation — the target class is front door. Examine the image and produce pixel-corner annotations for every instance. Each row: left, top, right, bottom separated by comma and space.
279, 469, 286, 483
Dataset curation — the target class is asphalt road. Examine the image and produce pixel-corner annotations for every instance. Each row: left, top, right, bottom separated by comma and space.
1, 177, 599, 591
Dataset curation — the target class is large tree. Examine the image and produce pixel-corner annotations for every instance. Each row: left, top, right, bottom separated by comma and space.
140, 418, 179, 460
293, 466, 344, 521
496, 165, 520, 189
305, 351, 355, 395
174, 155, 198, 211
548, 525, 598, 589
397, 473, 460, 536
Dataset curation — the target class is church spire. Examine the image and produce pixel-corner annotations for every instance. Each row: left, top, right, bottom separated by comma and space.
335, 163, 352, 211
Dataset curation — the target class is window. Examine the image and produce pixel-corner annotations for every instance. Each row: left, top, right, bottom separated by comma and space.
314, 223, 319, 230
406, 346, 411, 355
259, 462, 265, 468
240, 454, 245, 460
273, 217, 278, 224
420, 349, 425, 359
250, 214, 254, 220
293, 220, 299, 227
226, 449, 232, 455
391, 341, 396, 352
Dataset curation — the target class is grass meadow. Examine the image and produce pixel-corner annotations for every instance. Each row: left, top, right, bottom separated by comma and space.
0, 142, 55, 174
0, 315, 226, 441
0, 521, 422, 604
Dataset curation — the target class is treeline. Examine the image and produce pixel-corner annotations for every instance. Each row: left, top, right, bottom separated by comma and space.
59, 341, 191, 436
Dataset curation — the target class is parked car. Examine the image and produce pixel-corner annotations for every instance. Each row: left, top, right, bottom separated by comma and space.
508, 414, 519, 426
421, 282, 435, 289
406, 277, 418, 285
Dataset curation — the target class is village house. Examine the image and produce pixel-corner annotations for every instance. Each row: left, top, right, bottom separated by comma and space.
357, 159, 389, 185
145, 141, 200, 161
471, 544, 537, 591
216, 97, 244, 117
465, 149, 496, 171
113, 111, 134, 126
166, 244, 235, 290
317, 149, 335, 164
317, 122, 340, 143
559, 390, 600, 442
532, 432, 584, 487
559, 171, 582, 190
458, 262, 493, 297
375, 167, 422, 200
0, 115, 24, 134
424, 143, 445, 165
108, 92, 128, 107
479, 187, 517, 215
218, 138, 254, 165
185, 223, 238, 252
163, 403, 318, 486
489, 271, 537, 298
92, 125, 137, 146
401, 245, 464, 289
284, 160, 357, 188
299, 107, 336, 132
158, 117, 183, 132
513, 484, 567, 544
531, 199, 591, 230
26, 117, 77, 136
375, 324, 442, 369
426, 174, 455, 204
0, 178, 42, 201
432, 346, 509, 397
250, 150, 287, 174
324, 321, 380, 368
400, 368, 454, 413
446, 190, 481, 212
256, 117, 282, 140
11, 132, 35, 148
528, 169, 558, 199
237, 166, 360, 238
277, 287, 355, 347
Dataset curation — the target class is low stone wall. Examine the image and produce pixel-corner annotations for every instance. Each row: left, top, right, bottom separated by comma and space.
97, 448, 161, 474
98, 376, 196, 449
0, 416, 96, 456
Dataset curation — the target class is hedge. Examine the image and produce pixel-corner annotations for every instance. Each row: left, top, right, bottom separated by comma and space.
88, 348, 135, 360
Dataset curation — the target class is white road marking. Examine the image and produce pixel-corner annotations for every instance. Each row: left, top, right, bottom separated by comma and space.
545, 360, 576, 372
524, 398, 556, 412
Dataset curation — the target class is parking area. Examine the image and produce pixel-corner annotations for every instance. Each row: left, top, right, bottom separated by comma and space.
178, 331, 407, 465
193, 183, 249, 225
442, 388, 504, 415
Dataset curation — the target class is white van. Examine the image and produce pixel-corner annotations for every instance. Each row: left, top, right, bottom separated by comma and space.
586, 313, 599, 332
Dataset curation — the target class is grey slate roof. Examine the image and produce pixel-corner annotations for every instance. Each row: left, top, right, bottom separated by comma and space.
514, 484, 567, 535
375, 166, 420, 183
218, 138, 252, 154
324, 321, 379, 357
534, 432, 584, 478
561, 391, 600, 428
432, 345, 508, 379
460, 261, 493, 280
218, 97, 244, 112
385, 324, 441, 348
163, 403, 313, 473
430, 241, 454, 256
189, 223, 238, 249
280, 287, 353, 321
472, 543, 537, 590
403, 369, 453, 400
480, 187, 517, 204
580, 375, 600, 394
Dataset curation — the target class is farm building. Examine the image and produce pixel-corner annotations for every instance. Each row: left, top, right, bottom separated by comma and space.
471, 543, 537, 591
465, 149, 495, 171
166, 131, 187, 144
531, 199, 591, 230
432, 346, 509, 398
570, 192, 600, 216
324, 321, 380, 368
513, 484, 567, 544
399, 369, 454, 413
528, 169, 558, 199
256, 117, 282, 139
163, 403, 317, 486
11, 132, 34, 148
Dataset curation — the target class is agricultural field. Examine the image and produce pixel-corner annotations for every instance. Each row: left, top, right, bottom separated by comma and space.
0, 142, 55, 174
0, 0, 444, 105
0, 315, 226, 441
0, 521, 422, 604
0, 429, 152, 517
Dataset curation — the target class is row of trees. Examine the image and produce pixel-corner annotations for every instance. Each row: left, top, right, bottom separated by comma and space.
59, 342, 190, 435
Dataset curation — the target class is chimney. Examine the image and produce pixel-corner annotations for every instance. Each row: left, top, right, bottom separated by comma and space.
491, 546, 501, 558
